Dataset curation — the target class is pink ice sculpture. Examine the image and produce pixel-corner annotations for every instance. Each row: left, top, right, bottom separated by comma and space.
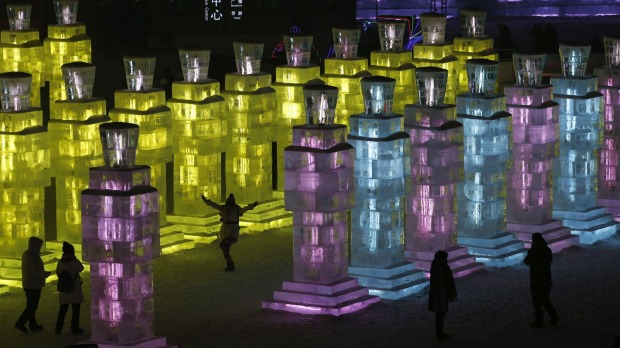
262, 84, 380, 315
504, 53, 579, 252
403, 67, 485, 277
81, 122, 174, 347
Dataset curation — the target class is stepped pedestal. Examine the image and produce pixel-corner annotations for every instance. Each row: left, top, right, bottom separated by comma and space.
507, 219, 579, 252
553, 207, 618, 244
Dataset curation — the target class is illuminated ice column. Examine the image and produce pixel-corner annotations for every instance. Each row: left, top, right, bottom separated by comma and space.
47, 62, 110, 247
221, 41, 275, 205
367, 20, 416, 113
0, 4, 44, 107
403, 67, 484, 277
346, 76, 427, 299
551, 44, 618, 244
456, 59, 526, 267
452, 8, 498, 95
263, 85, 380, 315
504, 54, 579, 251
412, 12, 458, 104
44, 0, 92, 104
167, 49, 227, 216
596, 36, 620, 221
109, 56, 172, 226
0, 72, 50, 284
322, 27, 371, 131
273, 34, 323, 191
82, 123, 173, 348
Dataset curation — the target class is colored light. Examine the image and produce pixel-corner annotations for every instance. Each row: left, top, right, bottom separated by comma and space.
559, 44, 591, 77
123, 56, 156, 91
179, 49, 210, 83
283, 35, 313, 66
419, 12, 447, 44
6, 4, 31, 31
303, 84, 338, 126
54, 1, 78, 25
62, 61, 95, 100
377, 20, 405, 51
460, 7, 487, 38
332, 27, 361, 59
233, 41, 263, 75
513, 53, 545, 86
416, 67, 447, 106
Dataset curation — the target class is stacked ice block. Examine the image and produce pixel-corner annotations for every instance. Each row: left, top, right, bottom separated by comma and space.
0, 4, 44, 107
412, 12, 458, 104
367, 20, 416, 113
404, 67, 484, 277
82, 122, 174, 348
456, 59, 526, 267
504, 54, 579, 251
263, 85, 379, 315
596, 37, 620, 221
347, 76, 427, 299
551, 44, 618, 244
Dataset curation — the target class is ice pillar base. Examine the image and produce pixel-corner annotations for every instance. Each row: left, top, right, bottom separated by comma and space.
553, 207, 619, 244
507, 219, 579, 253
457, 233, 526, 267
348, 261, 428, 300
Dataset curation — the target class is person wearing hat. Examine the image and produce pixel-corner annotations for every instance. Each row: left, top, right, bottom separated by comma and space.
201, 193, 259, 271
15, 236, 51, 333
55, 241, 85, 334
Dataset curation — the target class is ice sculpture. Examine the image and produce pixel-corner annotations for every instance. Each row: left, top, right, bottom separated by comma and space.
0, 3, 44, 107
596, 37, 620, 221
452, 8, 498, 95
322, 27, 371, 131
455, 59, 526, 267
551, 44, 618, 244
43, 0, 92, 103
47, 62, 110, 246
412, 12, 458, 104
263, 84, 380, 315
108, 56, 172, 227
504, 54, 579, 251
82, 122, 174, 347
403, 67, 484, 277
347, 76, 428, 298
367, 20, 416, 113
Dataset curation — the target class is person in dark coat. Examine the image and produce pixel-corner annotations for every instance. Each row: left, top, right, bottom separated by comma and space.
15, 236, 51, 333
55, 242, 85, 334
524, 233, 558, 327
201, 193, 258, 271
428, 250, 457, 342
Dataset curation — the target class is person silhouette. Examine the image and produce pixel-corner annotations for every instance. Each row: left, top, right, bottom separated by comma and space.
201, 194, 258, 271
428, 250, 457, 342
55, 242, 85, 335
524, 233, 559, 327
15, 236, 51, 333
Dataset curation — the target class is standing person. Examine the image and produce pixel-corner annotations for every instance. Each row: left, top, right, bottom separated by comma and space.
524, 232, 559, 327
15, 236, 51, 333
428, 250, 457, 342
201, 193, 259, 271
55, 242, 85, 335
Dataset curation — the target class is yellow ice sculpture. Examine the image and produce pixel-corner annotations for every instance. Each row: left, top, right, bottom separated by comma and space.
48, 62, 110, 245
368, 20, 417, 112
108, 56, 172, 225
168, 49, 227, 215
43, 0, 92, 103
0, 4, 44, 107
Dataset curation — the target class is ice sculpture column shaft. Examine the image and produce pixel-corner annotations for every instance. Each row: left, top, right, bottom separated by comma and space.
404, 67, 484, 277
263, 85, 379, 315
347, 76, 428, 299
456, 59, 526, 267
551, 44, 618, 244
82, 122, 174, 347
504, 54, 579, 251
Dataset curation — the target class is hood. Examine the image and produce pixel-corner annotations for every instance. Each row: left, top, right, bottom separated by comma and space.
28, 236, 44, 253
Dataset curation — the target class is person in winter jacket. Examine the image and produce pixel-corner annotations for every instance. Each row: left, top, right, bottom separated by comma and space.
428, 250, 457, 342
201, 193, 258, 271
524, 233, 558, 327
15, 236, 51, 333
55, 242, 85, 334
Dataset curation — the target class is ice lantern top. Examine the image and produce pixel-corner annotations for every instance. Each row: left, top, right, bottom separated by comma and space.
466, 59, 498, 96
419, 12, 447, 44
6, 4, 32, 31
460, 8, 486, 38
179, 49, 210, 82
559, 44, 591, 77
0, 71, 32, 112
361, 76, 395, 115
378, 21, 405, 51
233, 41, 263, 74
332, 27, 361, 59
62, 62, 95, 100
99, 122, 139, 168
123, 56, 156, 91
303, 84, 339, 126
415, 67, 448, 106
54, 0, 78, 25
512, 53, 545, 86
603, 36, 620, 68
283, 35, 313, 66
